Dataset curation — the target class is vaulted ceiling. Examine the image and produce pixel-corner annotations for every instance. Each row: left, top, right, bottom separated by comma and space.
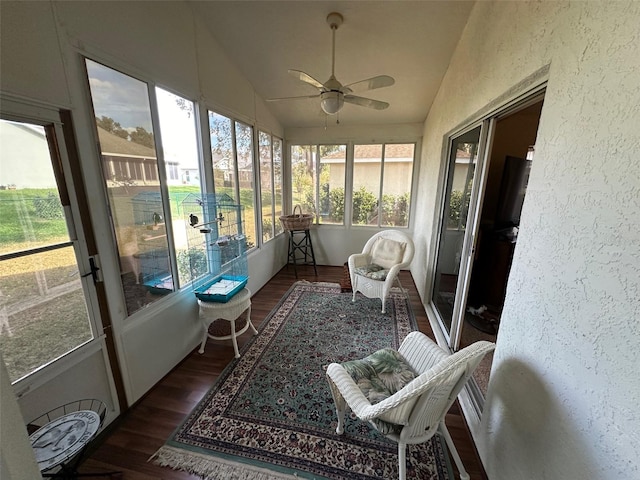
190, 1, 475, 129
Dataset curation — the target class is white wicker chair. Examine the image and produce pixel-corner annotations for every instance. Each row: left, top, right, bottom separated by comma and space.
326, 332, 495, 480
348, 230, 415, 313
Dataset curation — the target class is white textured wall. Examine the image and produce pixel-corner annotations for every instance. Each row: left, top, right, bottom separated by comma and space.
414, 1, 640, 478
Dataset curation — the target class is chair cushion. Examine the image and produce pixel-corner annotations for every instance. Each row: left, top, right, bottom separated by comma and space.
341, 348, 418, 434
371, 237, 406, 269
354, 263, 389, 281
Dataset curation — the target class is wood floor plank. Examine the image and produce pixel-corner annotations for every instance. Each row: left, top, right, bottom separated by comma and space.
79, 265, 487, 479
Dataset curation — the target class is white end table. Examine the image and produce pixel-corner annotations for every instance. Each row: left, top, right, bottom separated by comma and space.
197, 287, 257, 358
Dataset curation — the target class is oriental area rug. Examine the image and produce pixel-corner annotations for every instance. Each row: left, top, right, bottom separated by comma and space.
151, 281, 452, 480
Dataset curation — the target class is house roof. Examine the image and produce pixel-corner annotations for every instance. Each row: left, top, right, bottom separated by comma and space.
321, 143, 415, 161
97, 126, 156, 159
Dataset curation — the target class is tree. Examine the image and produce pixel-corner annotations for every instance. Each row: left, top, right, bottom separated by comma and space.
96, 115, 128, 139
95, 116, 154, 148
129, 126, 155, 149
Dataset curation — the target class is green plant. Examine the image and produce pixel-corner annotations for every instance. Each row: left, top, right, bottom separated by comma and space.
381, 192, 410, 227
352, 187, 378, 224
448, 189, 470, 229
177, 248, 208, 284
328, 187, 345, 222
262, 217, 273, 241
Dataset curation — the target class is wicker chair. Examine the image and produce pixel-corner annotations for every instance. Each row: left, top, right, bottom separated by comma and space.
348, 230, 415, 313
326, 332, 495, 480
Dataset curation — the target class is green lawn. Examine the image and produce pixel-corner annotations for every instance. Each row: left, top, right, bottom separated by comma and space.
0, 189, 68, 248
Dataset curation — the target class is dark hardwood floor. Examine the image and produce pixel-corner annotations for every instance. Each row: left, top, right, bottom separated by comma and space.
80, 265, 488, 479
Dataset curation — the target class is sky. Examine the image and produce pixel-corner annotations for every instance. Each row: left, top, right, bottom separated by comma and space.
87, 59, 199, 168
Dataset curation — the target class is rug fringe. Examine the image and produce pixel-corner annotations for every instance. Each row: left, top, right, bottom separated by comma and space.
150, 445, 300, 479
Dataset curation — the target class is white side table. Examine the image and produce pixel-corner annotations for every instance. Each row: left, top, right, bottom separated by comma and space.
197, 287, 257, 358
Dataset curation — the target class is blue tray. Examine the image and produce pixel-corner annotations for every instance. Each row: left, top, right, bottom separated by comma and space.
194, 275, 248, 303
142, 274, 173, 294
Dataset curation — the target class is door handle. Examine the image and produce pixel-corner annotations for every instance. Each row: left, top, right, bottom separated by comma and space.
81, 256, 101, 284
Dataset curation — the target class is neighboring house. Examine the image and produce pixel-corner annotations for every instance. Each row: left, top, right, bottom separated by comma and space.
180, 166, 200, 186
97, 126, 165, 187
0, 121, 55, 189
322, 143, 415, 197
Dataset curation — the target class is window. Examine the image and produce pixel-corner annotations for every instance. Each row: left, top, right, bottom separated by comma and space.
0, 119, 93, 382
290, 144, 346, 225
155, 87, 204, 286
208, 112, 256, 248
86, 59, 181, 316
353, 143, 414, 227
273, 138, 283, 237
291, 143, 414, 228
258, 131, 284, 243
235, 122, 256, 247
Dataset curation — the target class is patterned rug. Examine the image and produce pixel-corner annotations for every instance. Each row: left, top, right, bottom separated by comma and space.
151, 281, 452, 480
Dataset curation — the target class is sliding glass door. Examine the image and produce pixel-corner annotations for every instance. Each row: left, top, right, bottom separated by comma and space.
431, 124, 488, 348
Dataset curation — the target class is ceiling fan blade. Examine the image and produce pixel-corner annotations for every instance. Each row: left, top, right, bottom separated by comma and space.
344, 95, 390, 110
344, 75, 395, 93
266, 94, 320, 102
288, 70, 324, 90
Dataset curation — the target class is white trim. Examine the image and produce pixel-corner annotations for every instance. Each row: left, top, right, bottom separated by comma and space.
0, 94, 64, 124
12, 335, 106, 399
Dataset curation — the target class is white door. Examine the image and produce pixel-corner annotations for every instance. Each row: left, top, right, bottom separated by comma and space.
0, 101, 123, 420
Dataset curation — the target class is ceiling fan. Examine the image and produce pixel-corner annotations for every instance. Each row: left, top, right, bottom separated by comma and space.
266, 12, 395, 115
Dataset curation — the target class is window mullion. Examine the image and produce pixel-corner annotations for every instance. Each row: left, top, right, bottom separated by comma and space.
149, 86, 180, 289
378, 143, 386, 227
270, 136, 276, 238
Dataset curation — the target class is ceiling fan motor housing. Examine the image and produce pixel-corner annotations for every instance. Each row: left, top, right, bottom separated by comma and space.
320, 91, 344, 115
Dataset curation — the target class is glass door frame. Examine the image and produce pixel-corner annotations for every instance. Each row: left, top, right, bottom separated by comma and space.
430, 120, 493, 350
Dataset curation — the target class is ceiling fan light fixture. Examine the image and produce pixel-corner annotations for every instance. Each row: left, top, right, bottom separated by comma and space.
321, 91, 344, 114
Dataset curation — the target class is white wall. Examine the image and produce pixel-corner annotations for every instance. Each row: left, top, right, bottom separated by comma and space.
414, 1, 640, 478
0, 353, 40, 480
0, 0, 285, 422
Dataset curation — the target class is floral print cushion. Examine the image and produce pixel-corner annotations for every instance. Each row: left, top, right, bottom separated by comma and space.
341, 348, 418, 434
353, 263, 390, 281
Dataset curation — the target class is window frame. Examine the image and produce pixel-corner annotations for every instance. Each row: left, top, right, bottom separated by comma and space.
84, 57, 210, 317
289, 143, 348, 226
351, 142, 417, 228
288, 142, 417, 229
258, 130, 284, 244
206, 109, 258, 251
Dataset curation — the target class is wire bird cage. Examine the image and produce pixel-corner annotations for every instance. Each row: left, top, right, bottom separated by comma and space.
182, 193, 248, 302
129, 191, 172, 293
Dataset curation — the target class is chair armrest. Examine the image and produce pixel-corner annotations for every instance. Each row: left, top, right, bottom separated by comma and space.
327, 361, 444, 421
327, 363, 375, 417
399, 331, 450, 374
